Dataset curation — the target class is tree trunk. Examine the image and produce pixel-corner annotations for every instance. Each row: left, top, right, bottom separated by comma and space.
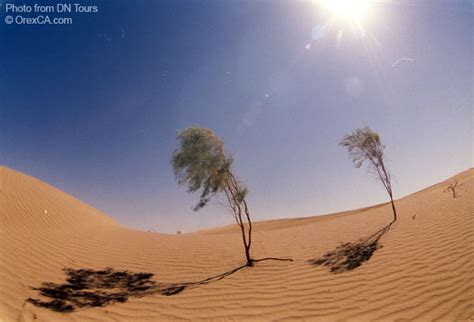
389, 195, 397, 222
242, 200, 252, 254
235, 216, 252, 266
226, 172, 253, 267
237, 219, 252, 266
244, 242, 253, 267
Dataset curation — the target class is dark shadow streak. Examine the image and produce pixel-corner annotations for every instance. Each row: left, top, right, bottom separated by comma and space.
308, 221, 394, 273
27, 257, 292, 312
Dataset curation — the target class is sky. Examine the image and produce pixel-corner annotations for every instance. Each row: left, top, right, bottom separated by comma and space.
0, 0, 472, 233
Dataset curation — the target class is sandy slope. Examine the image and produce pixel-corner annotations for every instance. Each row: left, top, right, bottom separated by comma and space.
0, 166, 472, 321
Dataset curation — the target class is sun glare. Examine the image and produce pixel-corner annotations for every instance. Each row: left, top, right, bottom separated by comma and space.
317, 0, 372, 22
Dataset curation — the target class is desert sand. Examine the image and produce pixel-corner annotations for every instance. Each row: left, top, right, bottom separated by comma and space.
0, 166, 472, 321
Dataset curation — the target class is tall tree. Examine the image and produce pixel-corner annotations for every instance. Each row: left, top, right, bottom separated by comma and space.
340, 126, 397, 222
171, 127, 254, 266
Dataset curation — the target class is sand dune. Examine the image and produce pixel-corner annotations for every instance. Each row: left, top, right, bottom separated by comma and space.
0, 166, 472, 321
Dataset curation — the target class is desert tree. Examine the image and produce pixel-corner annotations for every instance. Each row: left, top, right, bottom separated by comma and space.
340, 126, 397, 222
171, 127, 256, 266
171, 127, 292, 267
444, 179, 462, 198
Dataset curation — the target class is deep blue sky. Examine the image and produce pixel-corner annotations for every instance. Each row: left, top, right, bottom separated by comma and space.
1, 0, 472, 233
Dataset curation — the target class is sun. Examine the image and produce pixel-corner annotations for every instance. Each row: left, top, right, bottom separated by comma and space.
317, 0, 372, 22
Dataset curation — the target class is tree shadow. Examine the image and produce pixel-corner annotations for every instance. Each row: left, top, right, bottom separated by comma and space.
27, 259, 291, 313
308, 222, 393, 273
155, 263, 249, 296
27, 268, 157, 312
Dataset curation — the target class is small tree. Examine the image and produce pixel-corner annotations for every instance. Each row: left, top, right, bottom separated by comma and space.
171, 127, 254, 266
444, 179, 462, 198
340, 126, 397, 222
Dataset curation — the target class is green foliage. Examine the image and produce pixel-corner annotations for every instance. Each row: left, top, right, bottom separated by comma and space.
339, 126, 385, 169
235, 186, 248, 204
171, 127, 234, 211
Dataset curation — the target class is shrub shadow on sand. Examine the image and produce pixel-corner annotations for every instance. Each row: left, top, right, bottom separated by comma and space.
27, 264, 252, 312
308, 222, 393, 273
27, 268, 156, 312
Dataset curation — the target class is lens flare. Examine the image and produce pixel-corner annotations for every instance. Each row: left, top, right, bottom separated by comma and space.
317, 0, 372, 22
